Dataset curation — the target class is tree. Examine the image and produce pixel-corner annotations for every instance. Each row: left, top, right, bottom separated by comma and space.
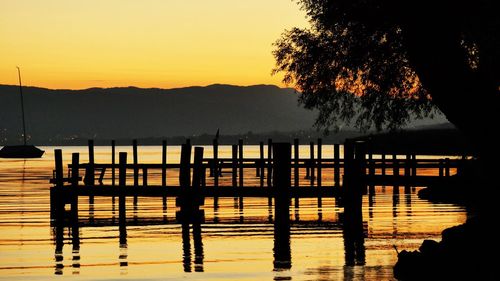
273, 0, 500, 149
273, 1, 500, 278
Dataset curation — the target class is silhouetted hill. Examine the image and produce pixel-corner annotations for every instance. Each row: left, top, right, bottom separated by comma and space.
1, 84, 320, 144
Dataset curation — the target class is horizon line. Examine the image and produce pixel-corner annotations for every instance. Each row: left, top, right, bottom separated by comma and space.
0, 83, 296, 92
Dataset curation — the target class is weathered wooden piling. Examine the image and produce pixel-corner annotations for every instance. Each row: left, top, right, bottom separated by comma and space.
55, 149, 63, 187
51, 149, 64, 221
381, 153, 386, 176
411, 154, 417, 177
317, 138, 322, 188
272, 142, 291, 270
119, 152, 127, 225
334, 143, 340, 188
393, 154, 400, 194
293, 139, 299, 207
393, 154, 398, 176
133, 140, 139, 186
405, 154, 411, 194
259, 141, 264, 187
267, 139, 272, 187
232, 144, 238, 187
176, 146, 204, 224
142, 168, 148, 186
238, 139, 244, 188
111, 140, 116, 186
344, 141, 365, 207
294, 139, 299, 188
179, 144, 192, 188
212, 139, 219, 187
192, 147, 204, 189
368, 149, 375, 195
162, 140, 167, 187
445, 158, 451, 177
309, 141, 315, 186
87, 140, 95, 186
71, 153, 79, 221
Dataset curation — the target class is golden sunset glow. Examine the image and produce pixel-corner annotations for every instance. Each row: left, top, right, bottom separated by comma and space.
0, 0, 307, 89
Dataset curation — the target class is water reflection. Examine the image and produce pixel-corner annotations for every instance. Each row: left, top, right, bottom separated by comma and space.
52, 221, 81, 276
181, 223, 204, 272
0, 146, 470, 280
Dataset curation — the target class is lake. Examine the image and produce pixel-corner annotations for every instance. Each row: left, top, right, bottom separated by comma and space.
0, 145, 467, 280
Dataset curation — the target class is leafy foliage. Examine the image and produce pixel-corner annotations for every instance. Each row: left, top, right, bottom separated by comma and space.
273, 1, 437, 131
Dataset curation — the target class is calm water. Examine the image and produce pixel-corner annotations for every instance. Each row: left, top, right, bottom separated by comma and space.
0, 146, 466, 280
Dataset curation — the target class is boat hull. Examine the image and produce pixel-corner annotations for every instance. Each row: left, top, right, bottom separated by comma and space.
0, 145, 45, 158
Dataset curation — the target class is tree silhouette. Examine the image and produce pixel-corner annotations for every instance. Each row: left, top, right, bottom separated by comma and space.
273, 0, 499, 140
274, 1, 500, 278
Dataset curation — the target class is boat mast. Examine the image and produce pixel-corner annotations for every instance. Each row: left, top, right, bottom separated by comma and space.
16, 66, 27, 146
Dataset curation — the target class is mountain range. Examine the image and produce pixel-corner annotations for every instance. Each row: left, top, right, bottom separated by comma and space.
0, 84, 318, 144
0, 84, 447, 145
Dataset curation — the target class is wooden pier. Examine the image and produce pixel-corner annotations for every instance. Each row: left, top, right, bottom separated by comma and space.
49, 138, 471, 224
48, 138, 473, 272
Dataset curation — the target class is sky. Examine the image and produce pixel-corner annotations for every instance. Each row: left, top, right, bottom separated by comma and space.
0, 0, 308, 89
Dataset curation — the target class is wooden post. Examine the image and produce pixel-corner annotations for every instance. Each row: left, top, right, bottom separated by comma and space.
192, 147, 204, 189
343, 141, 354, 194
309, 141, 315, 186
119, 152, 127, 226
343, 141, 366, 266
344, 140, 365, 212
405, 154, 411, 193
111, 140, 116, 186
162, 140, 167, 187
294, 139, 299, 188
272, 142, 291, 270
411, 154, 417, 177
393, 154, 398, 177
71, 153, 79, 221
179, 144, 192, 188
259, 141, 264, 187
55, 149, 64, 187
213, 139, 219, 187
405, 154, 411, 177
317, 138, 322, 188
381, 153, 386, 176
238, 139, 244, 188
133, 140, 139, 186
51, 149, 65, 221
267, 139, 272, 187
393, 154, 399, 195
368, 151, 375, 177
445, 158, 450, 177
439, 159, 444, 178
142, 168, 148, 186
350, 141, 366, 207
368, 150, 374, 195
87, 140, 95, 186
334, 144, 340, 188
232, 144, 238, 187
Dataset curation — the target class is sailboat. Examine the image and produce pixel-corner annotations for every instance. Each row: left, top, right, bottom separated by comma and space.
0, 67, 44, 158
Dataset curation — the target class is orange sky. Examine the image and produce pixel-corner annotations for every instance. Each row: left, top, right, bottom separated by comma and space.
0, 0, 307, 89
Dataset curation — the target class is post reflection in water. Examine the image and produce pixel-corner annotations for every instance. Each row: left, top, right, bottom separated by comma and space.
53, 220, 81, 276
71, 223, 81, 275
181, 223, 204, 272
119, 219, 128, 270
273, 202, 292, 272
53, 224, 64, 275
